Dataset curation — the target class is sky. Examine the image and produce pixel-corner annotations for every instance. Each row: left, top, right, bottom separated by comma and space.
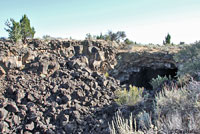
1, 0, 200, 44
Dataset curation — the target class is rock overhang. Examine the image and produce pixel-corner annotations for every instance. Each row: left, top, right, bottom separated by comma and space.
110, 47, 179, 89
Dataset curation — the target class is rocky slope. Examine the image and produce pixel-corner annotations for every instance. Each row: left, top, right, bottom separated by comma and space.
0, 39, 180, 134
0, 39, 121, 134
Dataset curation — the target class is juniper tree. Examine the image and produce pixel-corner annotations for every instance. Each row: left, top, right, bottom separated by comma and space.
5, 19, 22, 43
5, 14, 35, 44
116, 31, 126, 41
96, 33, 104, 40
97, 30, 126, 42
163, 33, 171, 45
20, 14, 35, 44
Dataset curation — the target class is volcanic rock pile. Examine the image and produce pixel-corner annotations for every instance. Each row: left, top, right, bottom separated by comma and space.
0, 39, 121, 134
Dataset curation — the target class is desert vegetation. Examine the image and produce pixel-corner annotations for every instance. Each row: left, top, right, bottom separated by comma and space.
111, 80, 200, 134
110, 41, 200, 134
85, 31, 134, 45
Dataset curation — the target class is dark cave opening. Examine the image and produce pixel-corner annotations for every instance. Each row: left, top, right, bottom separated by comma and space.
121, 67, 178, 90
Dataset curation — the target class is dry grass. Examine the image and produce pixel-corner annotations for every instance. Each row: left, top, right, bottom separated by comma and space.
119, 44, 181, 54
109, 111, 134, 134
109, 111, 156, 134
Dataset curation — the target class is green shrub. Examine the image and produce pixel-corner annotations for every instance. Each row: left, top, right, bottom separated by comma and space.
135, 111, 152, 131
124, 38, 134, 45
104, 72, 109, 78
174, 41, 200, 80
114, 85, 144, 106
150, 75, 170, 90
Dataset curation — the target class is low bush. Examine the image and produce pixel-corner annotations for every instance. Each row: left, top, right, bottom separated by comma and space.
114, 85, 144, 106
150, 75, 171, 90
104, 72, 109, 78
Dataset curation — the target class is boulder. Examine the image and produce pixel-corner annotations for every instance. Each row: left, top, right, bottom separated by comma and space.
1, 56, 23, 69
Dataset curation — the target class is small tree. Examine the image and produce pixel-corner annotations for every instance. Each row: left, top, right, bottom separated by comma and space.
43, 35, 51, 41
124, 38, 133, 45
5, 15, 35, 44
116, 31, 126, 41
85, 33, 92, 40
4, 19, 22, 43
20, 14, 35, 44
96, 33, 104, 40
163, 33, 171, 45
95, 31, 127, 42
107, 30, 126, 42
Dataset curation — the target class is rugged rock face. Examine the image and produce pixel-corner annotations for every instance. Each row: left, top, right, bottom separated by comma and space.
0, 39, 121, 134
0, 39, 118, 75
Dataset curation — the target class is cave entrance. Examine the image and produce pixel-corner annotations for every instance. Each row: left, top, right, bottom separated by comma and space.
121, 67, 178, 90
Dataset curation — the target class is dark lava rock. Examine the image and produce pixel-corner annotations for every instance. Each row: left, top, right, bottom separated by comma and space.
0, 39, 121, 134
5, 102, 19, 113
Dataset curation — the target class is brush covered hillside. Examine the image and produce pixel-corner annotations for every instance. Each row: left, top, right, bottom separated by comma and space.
0, 38, 200, 134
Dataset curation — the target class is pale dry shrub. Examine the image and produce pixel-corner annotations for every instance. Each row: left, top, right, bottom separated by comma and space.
158, 110, 200, 133
109, 111, 134, 134
155, 85, 188, 114
177, 74, 192, 87
110, 81, 200, 134
156, 81, 200, 115
174, 41, 200, 80
156, 80, 200, 133
109, 111, 157, 134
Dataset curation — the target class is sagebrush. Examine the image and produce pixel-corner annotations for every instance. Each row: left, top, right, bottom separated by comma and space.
110, 81, 200, 133
150, 75, 170, 90
174, 41, 200, 80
